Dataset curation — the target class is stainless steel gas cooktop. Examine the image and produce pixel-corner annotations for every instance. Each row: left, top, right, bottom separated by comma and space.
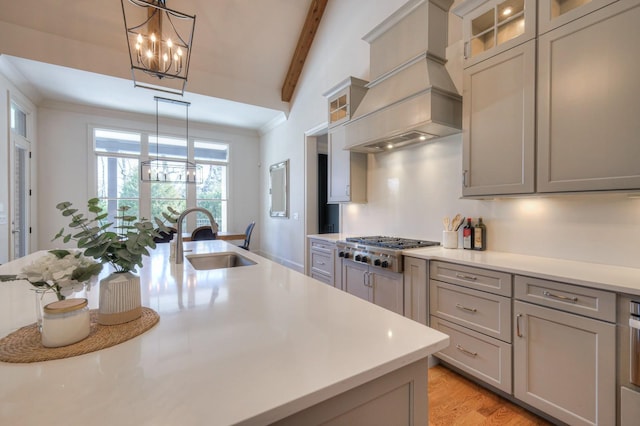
337, 236, 439, 273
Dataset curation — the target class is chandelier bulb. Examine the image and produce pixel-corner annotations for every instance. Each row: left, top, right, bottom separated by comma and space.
137, 33, 143, 44
150, 33, 156, 43
167, 39, 173, 48
146, 50, 153, 59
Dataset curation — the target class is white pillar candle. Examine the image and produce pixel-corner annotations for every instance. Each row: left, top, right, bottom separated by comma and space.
41, 298, 90, 348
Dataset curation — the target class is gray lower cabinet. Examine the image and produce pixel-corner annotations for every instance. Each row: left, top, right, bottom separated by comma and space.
429, 261, 513, 393
403, 256, 428, 324
308, 238, 337, 288
513, 275, 616, 425
462, 40, 536, 196
343, 259, 404, 315
537, 0, 640, 192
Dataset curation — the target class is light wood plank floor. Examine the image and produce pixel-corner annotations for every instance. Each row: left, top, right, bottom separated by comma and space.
428, 365, 553, 426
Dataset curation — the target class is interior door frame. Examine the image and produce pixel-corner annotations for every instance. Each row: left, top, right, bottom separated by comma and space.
8, 97, 33, 260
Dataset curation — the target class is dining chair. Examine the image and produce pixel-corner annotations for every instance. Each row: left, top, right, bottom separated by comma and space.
239, 221, 255, 250
191, 226, 217, 241
153, 227, 177, 243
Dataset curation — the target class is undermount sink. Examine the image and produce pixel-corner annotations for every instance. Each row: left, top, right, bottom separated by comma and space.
186, 252, 256, 270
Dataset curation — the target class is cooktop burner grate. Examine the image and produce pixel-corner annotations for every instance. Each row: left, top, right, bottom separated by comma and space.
345, 236, 439, 250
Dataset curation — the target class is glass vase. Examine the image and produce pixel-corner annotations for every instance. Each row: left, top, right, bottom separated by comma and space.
34, 289, 60, 333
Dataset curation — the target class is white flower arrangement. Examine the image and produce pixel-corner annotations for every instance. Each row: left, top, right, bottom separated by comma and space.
1, 249, 103, 300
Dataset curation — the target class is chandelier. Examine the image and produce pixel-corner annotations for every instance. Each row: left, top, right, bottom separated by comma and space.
121, 0, 196, 95
140, 96, 203, 183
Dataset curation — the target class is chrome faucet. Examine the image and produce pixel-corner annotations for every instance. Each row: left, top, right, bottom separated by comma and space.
175, 207, 219, 264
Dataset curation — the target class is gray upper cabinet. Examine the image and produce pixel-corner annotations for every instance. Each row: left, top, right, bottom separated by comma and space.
537, 0, 640, 192
457, 0, 640, 196
455, 0, 536, 68
462, 40, 536, 196
324, 77, 368, 203
538, 0, 619, 34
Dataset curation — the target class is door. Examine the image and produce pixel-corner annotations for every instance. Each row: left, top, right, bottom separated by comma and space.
370, 269, 404, 315
9, 101, 31, 260
462, 40, 536, 196
342, 260, 369, 302
513, 300, 615, 425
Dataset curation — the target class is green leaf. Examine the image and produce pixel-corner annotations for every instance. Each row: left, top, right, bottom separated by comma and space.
56, 202, 72, 210
63, 235, 71, 243
62, 208, 78, 217
49, 249, 71, 259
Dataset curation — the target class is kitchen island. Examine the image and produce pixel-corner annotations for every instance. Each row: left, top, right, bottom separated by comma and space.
0, 241, 448, 425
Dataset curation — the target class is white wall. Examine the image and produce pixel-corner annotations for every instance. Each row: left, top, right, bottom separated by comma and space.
36, 101, 260, 252
261, 0, 640, 270
259, 0, 410, 270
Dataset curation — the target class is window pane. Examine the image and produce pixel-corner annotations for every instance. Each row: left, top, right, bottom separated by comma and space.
196, 200, 226, 231
96, 198, 140, 229
10, 102, 27, 137
151, 199, 186, 223
97, 156, 139, 199
197, 164, 227, 199
151, 181, 186, 199
194, 140, 229, 162
149, 136, 187, 159
95, 129, 141, 154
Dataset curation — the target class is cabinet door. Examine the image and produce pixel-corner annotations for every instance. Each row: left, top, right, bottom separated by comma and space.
328, 126, 367, 203
461, 0, 536, 68
370, 269, 404, 316
342, 260, 369, 302
538, 0, 618, 34
328, 126, 350, 203
513, 301, 615, 426
462, 40, 536, 196
403, 257, 428, 324
537, 0, 640, 192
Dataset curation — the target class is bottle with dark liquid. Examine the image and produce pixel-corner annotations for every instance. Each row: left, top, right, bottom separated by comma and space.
474, 217, 486, 251
462, 218, 474, 250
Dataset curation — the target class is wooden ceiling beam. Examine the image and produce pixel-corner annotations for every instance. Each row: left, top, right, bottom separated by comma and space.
281, 0, 328, 103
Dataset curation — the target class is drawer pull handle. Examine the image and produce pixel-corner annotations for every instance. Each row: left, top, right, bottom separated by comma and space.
317, 261, 325, 265
516, 314, 523, 337
455, 303, 477, 313
456, 344, 477, 357
543, 290, 578, 303
456, 273, 477, 281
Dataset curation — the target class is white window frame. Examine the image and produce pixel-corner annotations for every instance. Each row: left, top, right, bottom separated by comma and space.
88, 125, 229, 232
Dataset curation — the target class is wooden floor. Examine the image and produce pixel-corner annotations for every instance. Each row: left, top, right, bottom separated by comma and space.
428, 365, 553, 426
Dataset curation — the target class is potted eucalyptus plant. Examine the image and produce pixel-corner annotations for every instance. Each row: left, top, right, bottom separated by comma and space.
54, 198, 177, 325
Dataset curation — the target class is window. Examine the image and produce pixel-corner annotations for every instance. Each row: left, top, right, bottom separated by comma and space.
95, 129, 141, 221
93, 128, 229, 232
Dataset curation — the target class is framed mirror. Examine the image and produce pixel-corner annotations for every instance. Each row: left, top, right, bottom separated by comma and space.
269, 160, 289, 217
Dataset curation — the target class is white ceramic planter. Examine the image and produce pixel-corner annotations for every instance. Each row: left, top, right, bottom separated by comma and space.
98, 272, 142, 325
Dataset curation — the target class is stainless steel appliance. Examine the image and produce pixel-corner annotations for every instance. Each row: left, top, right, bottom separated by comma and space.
336, 236, 439, 273
617, 295, 640, 425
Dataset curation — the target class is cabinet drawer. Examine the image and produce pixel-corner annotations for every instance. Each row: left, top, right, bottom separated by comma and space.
514, 275, 615, 322
430, 280, 511, 342
310, 239, 335, 254
431, 316, 512, 394
311, 250, 333, 276
430, 261, 512, 297
311, 271, 333, 286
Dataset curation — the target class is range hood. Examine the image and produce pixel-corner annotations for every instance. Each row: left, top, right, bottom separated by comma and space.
344, 0, 462, 153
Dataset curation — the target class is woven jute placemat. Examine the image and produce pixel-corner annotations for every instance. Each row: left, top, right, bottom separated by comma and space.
0, 307, 159, 363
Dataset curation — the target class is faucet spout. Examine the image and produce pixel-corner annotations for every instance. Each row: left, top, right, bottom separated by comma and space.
175, 207, 219, 264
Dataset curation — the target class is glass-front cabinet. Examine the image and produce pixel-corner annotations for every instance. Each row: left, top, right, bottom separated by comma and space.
538, 0, 619, 33
455, 0, 536, 68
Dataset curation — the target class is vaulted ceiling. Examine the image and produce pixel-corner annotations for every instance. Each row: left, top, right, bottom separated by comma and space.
0, 0, 325, 130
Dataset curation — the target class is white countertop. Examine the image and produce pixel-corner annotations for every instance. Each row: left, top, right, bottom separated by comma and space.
0, 242, 448, 426
404, 247, 640, 296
